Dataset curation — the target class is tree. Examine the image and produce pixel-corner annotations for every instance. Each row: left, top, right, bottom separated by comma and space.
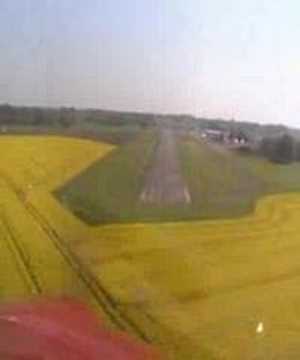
294, 141, 300, 161
273, 134, 294, 163
260, 134, 295, 164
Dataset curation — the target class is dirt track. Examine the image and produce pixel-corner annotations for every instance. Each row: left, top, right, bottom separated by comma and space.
140, 128, 191, 205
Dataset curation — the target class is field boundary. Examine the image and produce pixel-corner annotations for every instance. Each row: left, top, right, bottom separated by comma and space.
0, 212, 41, 295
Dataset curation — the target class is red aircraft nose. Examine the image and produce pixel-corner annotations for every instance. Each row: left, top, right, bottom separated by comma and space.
0, 299, 160, 360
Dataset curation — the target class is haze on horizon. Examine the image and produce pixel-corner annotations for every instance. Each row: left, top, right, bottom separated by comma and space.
0, 0, 299, 127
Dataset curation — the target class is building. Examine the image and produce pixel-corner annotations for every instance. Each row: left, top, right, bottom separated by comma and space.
201, 129, 225, 142
201, 128, 249, 145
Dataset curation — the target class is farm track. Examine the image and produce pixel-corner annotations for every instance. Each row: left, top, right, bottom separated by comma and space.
0, 213, 42, 295
0, 172, 152, 343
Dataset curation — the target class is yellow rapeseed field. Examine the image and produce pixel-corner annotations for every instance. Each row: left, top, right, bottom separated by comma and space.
1, 135, 300, 359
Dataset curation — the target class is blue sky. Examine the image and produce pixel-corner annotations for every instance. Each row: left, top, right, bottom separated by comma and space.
0, 0, 300, 126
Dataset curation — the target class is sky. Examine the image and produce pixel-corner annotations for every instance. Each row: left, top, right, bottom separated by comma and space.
0, 0, 300, 127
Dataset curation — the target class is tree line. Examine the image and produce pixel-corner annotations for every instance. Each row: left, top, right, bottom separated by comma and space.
0, 104, 155, 129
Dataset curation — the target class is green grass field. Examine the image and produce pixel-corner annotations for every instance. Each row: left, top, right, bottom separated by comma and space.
180, 138, 300, 219
2, 135, 300, 359
55, 130, 159, 224
56, 134, 300, 224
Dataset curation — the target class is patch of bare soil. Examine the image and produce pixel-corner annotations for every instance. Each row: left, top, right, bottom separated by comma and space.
140, 128, 191, 205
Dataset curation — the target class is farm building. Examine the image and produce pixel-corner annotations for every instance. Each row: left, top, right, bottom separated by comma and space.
201, 129, 225, 142
201, 129, 248, 145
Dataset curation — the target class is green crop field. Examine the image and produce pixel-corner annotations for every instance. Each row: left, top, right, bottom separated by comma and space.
1, 135, 300, 359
